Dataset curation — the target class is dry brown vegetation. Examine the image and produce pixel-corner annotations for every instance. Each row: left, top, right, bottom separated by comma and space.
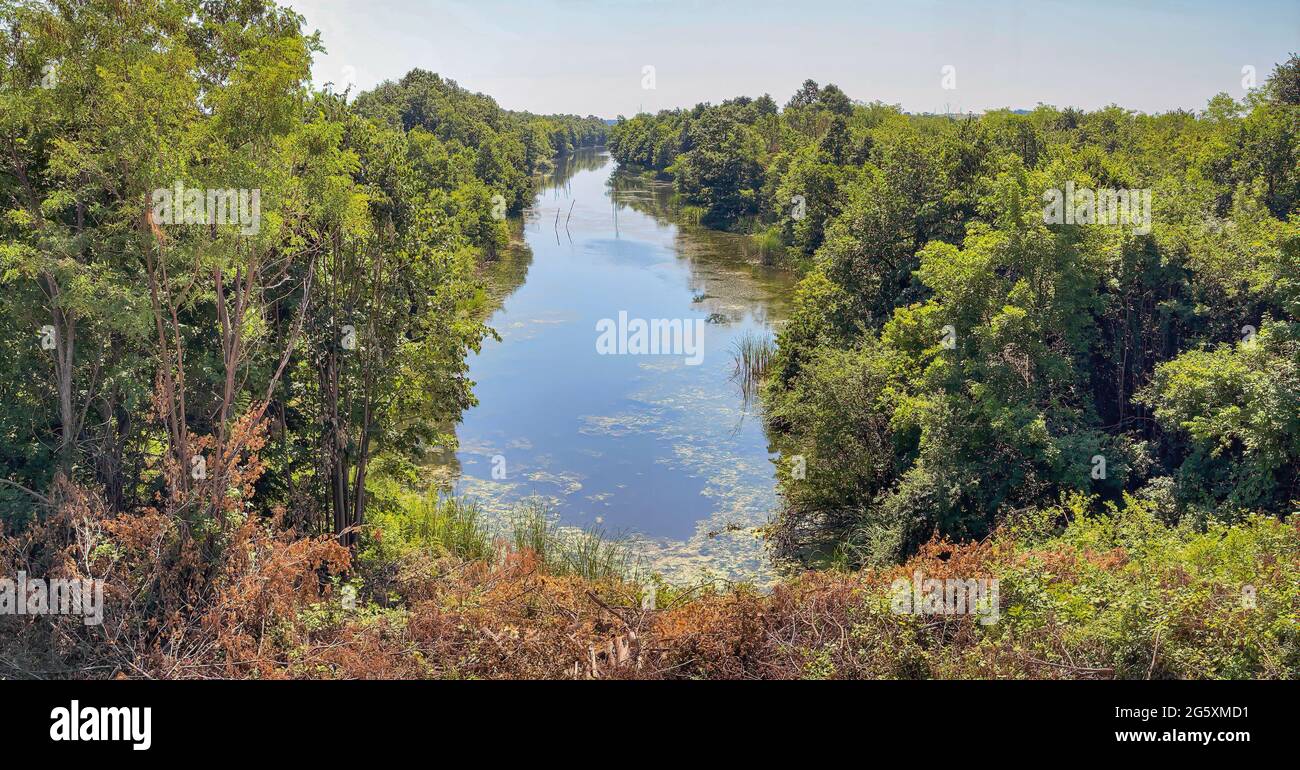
5, 476, 1296, 680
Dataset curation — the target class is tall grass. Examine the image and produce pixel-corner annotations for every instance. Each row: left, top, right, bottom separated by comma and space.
509, 495, 637, 582
401, 493, 495, 562
752, 225, 786, 264
374, 489, 638, 583
678, 204, 707, 226
509, 495, 552, 560
731, 329, 776, 401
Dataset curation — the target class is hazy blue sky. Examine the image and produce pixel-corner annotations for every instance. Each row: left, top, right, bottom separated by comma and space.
291, 0, 1298, 117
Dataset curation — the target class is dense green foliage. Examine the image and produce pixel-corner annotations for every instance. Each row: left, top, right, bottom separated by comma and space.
0, 0, 604, 541
353, 69, 607, 216
611, 71, 1300, 567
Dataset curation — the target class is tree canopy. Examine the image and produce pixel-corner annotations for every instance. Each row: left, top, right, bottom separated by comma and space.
612, 60, 1300, 566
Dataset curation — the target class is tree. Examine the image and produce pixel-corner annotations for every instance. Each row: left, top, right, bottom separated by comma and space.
674, 111, 763, 226
786, 79, 821, 110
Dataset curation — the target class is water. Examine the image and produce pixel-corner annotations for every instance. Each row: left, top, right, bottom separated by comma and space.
441, 149, 794, 584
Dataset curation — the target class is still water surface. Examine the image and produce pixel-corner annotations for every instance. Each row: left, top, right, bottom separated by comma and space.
443, 149, 794, 583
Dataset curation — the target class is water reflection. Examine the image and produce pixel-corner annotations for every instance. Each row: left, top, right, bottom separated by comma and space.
440, 149, 794, 585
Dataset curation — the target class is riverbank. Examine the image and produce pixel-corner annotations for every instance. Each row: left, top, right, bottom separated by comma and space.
338, 493, 1300, 679
10, 483, 1292, 679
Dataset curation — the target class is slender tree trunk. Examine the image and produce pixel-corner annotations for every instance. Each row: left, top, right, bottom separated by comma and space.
349, 399, 373, 548
40, 271, 77, 473
145, 241, 192, 501
320, 348, 349, 542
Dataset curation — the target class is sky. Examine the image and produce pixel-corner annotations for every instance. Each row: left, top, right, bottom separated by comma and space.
289, 0, 1299, 118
